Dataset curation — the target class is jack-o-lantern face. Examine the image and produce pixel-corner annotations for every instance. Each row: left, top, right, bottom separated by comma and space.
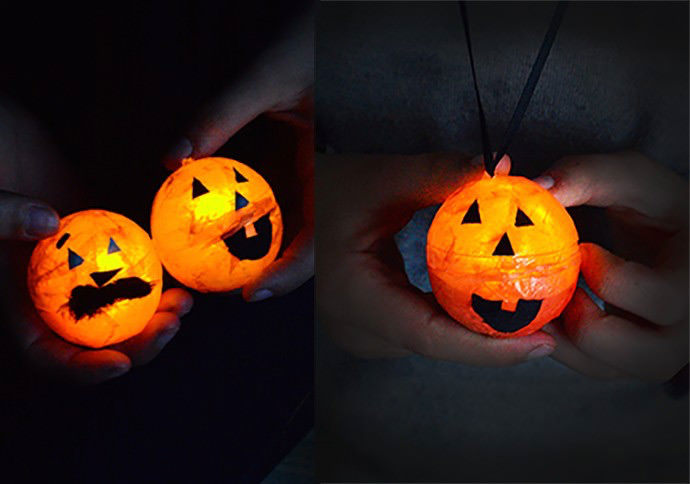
150, 157, 283, 292
426, 174, 580, 337
28, 210, 163, 348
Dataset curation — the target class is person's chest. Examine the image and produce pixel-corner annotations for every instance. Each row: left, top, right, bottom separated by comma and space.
316, 2, 688, 177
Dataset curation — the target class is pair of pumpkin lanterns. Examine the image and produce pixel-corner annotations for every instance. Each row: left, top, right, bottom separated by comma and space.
28, 157, 283, 348
27, 157, 580, 349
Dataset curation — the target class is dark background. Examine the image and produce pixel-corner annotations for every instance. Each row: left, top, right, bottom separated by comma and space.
0, 2, 313, 482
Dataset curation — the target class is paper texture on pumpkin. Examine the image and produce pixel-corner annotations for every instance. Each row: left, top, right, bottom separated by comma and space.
27, 210, 163, 348
427, 175, 580, 338
151, 157, 283, 292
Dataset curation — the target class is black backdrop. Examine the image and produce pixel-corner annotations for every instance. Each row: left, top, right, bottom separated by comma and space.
0, 2, 313, 482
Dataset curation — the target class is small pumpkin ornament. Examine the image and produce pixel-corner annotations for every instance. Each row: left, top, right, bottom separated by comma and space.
28, 210, 163, 348
150, 157, 282, 292
426, 171, 580, 338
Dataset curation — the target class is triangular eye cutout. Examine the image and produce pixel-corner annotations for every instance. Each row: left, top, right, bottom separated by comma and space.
493, 233, 515, 256
515, 208, 534, 227
235, 192, 249, 210
68, 249, 84, 269
234, 168, 248, 183
108, 237, 121, 254
192, 177, 209, 198
461, 200, 481, 224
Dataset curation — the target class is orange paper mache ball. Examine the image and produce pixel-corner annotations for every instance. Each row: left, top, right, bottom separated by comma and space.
150, 157, 283, 292
28, 210, 163, 348
426, 173, 580, 338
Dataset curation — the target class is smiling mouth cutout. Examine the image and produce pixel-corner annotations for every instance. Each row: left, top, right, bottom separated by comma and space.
68, 272, 153, 320
222, 212, 272, 260
471, 294, 543, 333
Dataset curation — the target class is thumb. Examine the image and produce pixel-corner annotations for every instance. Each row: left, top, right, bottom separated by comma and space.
242, 229, 313, 301
0, 190, 59, 240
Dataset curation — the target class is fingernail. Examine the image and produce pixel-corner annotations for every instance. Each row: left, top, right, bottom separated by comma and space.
248, 288, 273, 302
527, 345, 555, 361
166, 137, 193, 164
156, 324, 179, 348
25, 206, 59, 237
178, 297, 193, 317
533, 175, 554, 190
104, 362, 130, 379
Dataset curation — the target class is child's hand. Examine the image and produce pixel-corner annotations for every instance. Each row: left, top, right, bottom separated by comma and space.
317, 153, 558, 365
535, 151, 688, 381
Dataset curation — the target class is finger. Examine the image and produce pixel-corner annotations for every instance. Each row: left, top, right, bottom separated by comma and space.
25, 334, 131, 384
562, 287, 688, 382
0, 190, 59, 240
244, 110, 313, 301
243, 230, 313, 301
320, 252, 557, 367
542, 319, 626, 379
536, 151, 687, 227
157, 288, 194, 316
112, 311, 181, 366
165, 9, 314, 167
580, 243, 686, 326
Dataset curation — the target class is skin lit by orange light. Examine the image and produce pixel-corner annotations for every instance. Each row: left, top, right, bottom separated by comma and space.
151, 157, 283, 292
426, 174, 580, 338
27, 210, 163, 348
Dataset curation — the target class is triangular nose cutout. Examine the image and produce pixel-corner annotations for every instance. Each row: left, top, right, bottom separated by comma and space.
493, 233, 514, 256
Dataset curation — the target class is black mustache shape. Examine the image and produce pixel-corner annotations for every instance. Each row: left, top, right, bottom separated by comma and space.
68, 277, 153, 321
471, 294, 542, 333
223, 212, 272, 260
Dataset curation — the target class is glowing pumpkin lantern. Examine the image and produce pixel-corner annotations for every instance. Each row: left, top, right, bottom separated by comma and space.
150, 157, 282, 292
426, 173, 580, 338
27, 210, 163, 348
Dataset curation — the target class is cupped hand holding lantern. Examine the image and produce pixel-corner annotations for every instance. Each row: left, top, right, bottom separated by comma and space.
317, 152, 558, 365
533, 151, 688, 382
23, 210, 194, 384
0, 99, 193, 384
164, 8, 313, 301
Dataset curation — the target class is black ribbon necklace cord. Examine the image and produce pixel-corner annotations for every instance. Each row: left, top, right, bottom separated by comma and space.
459, 1, 568, 176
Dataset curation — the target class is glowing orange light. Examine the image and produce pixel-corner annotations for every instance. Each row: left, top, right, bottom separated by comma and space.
27, 210, 163, 348
150, 157, 283, 292
426, 173, 580, 338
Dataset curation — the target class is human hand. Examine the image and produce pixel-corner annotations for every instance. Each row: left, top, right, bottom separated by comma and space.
534, 151, 688, 381
13, 287, 193, 385
165, 10, 314, 301
317, 153, 558, 365
0, 191, 59, 241
1, 98, 192, 384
